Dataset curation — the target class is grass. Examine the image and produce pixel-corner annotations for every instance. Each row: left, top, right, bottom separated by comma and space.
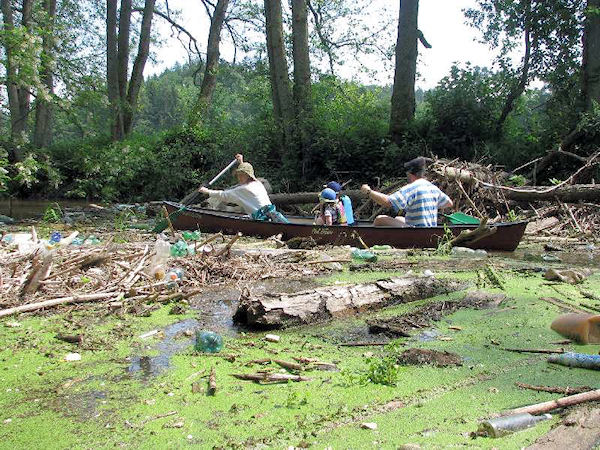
1, 261, 599, 448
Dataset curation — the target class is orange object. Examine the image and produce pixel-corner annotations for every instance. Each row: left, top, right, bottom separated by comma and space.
550, 314, 600, 344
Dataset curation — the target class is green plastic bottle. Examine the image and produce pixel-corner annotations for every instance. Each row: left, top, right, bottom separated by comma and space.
195, 331, 223, 353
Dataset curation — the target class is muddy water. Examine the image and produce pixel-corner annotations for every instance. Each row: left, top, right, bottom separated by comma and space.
492, 246, 600, 268
128, 277, 322, 378
0, 199, 95, 220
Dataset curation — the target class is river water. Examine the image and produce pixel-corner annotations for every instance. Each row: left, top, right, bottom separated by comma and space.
0, 199, 97, 220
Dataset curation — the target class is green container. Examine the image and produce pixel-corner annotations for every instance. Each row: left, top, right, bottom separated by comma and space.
445, 212, 480, 225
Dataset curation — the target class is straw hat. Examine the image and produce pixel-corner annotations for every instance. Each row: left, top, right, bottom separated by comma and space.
235, 162, 256, 180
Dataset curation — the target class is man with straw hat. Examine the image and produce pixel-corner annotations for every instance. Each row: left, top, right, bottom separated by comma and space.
199, 154, 272, 216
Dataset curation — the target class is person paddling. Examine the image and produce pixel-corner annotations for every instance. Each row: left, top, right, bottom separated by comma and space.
360, 157, 453, 227
199, 154, 271, 216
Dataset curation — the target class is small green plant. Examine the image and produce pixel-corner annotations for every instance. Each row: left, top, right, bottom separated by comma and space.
549, 177, 562, 185
285, 390, 309, 408
114, 209, 136, 231
42, 202, 63, 223
434, 224, 454, 256
506, 209, 521, 222
362, 354, 402, 386
507, 174, 527, 187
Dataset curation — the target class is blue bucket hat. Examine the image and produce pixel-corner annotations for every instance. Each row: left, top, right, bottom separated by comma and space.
319, 188, 337, 202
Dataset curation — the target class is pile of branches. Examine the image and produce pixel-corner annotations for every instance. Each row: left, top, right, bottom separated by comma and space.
0, 232, 334, 319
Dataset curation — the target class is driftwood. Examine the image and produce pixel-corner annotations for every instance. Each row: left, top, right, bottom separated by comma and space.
273, 359, 303, 371
502, 348, 565, 354
502, 184, 600, 203
20, 250, 53, 297
515, 382, 593, 395
234, 277, 465, 328
505, 388, 600, 416
232, 373, 311, 383
0, 292, 122, 318
449, 219, 497, 247
208, 367, 217, 396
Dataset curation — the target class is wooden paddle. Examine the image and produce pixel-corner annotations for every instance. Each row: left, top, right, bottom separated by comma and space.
152, 159, 238, 233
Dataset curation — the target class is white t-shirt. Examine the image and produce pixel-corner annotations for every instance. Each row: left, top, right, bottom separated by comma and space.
206, 180, 271, 215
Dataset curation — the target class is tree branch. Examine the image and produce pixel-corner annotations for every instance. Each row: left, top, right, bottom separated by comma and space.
133, 7, 201, 57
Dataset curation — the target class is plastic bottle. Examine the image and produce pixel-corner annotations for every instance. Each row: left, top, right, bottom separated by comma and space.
150, 238, 171, 280
182, 231, 201, 241
479, 413, 552, 437
70, 236, 85, 246
1, 234, 14, 244
371, 245, 392, 251
351, 248, 378, 262
84, 235, 101, 245
547, 352, 600, 369
170, 240, 189, 257
341, 195, 355, 225
49, 231, 62, 244
195, 331, 223, 353
166, 268, 184, 282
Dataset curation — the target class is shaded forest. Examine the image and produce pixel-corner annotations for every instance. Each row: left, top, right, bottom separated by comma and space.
1, 0, 599, 202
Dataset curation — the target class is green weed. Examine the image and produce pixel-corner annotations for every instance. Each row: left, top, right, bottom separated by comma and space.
42, 202, 62, 223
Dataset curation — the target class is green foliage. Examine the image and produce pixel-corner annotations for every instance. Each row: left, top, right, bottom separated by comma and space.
42, 202, 62, 223
507, 174, 527, 187
506, 209, 521, 222
434, 224, 454, 256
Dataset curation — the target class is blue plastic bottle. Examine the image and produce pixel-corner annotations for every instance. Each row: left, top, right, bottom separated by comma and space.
341, 195, 354, 225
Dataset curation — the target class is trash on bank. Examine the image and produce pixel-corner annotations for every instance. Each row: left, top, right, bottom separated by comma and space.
550, 313, 600, 344
478, 413, 552, 438
548, 352, 600, 370
544, 268, 591, 284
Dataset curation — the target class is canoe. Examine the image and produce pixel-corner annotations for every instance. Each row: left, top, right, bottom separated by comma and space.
163, 201, 527, 251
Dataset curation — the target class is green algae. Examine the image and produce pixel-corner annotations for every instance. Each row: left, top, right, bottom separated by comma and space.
1, 261, 599, 448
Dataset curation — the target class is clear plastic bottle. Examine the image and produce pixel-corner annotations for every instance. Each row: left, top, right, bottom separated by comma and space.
479, 413, 552, 437
150, 238, 171, 280
195, 331, 223, 353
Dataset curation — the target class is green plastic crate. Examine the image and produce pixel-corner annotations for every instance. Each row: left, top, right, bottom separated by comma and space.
445, 212, 481, 225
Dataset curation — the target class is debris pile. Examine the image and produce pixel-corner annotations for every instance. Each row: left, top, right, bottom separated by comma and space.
0, 230, 339, 318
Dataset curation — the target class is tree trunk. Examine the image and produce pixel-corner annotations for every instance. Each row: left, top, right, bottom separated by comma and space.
123, 0, 155, 135
500, 184, 600, 203
1, 0, 34, 158
106, 0, 124, 140
264, 0, 295, 156
496, 0, 532, 136
582, 0, 600, 111
188, 0, 230, 128
33, 0, 58, 148
389, 0, 419, 142
234, 277, 463, 329
306, 0, 335, 75
291, 0, 313, 178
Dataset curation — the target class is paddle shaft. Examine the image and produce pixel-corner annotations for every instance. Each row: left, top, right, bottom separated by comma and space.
179, 159, 238, 206
154, 159, 238, 232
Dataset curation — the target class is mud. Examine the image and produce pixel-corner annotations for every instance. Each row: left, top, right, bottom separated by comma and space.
527, 405, 600, 450
397, 348, 462, 367
368, 290, 506, 337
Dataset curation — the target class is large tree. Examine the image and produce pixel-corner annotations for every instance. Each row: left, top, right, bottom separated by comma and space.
1, 0, 35, 159
389, 0, 419, 142
465, 0, 584, 135
582, 0, 600, 110
106, 0, 156, 140
291, 0, 312, 176
188, 0, 230, 128
264, 0, 295, 155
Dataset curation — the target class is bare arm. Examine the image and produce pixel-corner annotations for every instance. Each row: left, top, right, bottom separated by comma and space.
360, 184, 392, 208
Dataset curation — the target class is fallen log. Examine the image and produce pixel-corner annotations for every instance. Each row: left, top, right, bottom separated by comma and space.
270, 190, 363, 206
232, 373, 311, 383
505, 388, 600, 416
501, 184, 600, 203
233, 277, 466, 329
